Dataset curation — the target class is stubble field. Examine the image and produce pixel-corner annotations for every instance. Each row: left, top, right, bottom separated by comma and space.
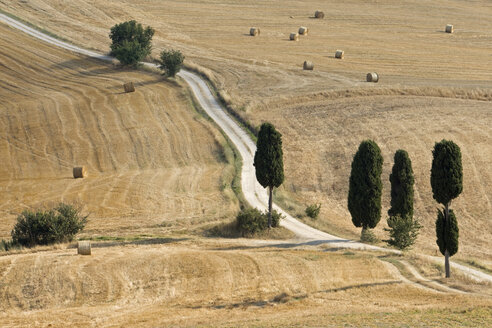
2, 0, 487, 260
0, 23, 238, 239
0, 0, 491, 326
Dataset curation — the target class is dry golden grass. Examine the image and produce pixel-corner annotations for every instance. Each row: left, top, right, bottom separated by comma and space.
1, 0, 491, 109
0, 242, 490, 327
249, 93, 492, 262
1, 1, 491, 325
0, 1, 490, 260
0, 24, 238, 239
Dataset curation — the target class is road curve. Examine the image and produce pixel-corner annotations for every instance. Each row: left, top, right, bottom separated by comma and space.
2, 13, 492, 283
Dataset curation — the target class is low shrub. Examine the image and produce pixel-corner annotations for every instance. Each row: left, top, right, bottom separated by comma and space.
305, 203, 321, 219
11, 203, 87, 247
236, 208, 283, 236
384, 214, 422, 250
360, 228, 379, 244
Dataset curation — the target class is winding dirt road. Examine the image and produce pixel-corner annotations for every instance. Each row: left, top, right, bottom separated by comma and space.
1, 13, 491, 284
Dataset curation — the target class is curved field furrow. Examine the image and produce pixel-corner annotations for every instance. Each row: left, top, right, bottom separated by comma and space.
0, 24, 237, 238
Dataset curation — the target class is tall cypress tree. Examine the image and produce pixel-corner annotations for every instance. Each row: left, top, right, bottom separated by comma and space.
431, 139, 463, 278
388, 149, 414, 219
348, 140, 383, 237
385, 150, 420, 250
253, 123, 284, 228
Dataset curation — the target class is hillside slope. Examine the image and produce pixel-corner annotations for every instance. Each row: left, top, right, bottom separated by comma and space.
0, 24, 237, 238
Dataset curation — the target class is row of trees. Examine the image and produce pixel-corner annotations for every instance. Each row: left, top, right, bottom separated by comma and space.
109, 20, 184, 77
348, 139, 462, 277
251, 124, 462, 278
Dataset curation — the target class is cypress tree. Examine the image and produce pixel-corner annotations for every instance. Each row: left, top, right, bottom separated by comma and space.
385, 149, 420, 250
253, 123, 284, 228
388, 150, 414, 219
348, 140, 383, 238
430, 139, 463, 278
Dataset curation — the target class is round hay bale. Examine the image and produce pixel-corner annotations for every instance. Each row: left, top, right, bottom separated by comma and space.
73, 166, 88, 179
250, 27, 260, 36
445, 24, 454, 33
123, 82, 135, 93
290, 33, 299, 41
299, 26, 309, 35
303, 61, 314, 70
335, 50, 344, 59
366, 72, 379, 82
77, 241, 91, 255
315, 10, 325, 19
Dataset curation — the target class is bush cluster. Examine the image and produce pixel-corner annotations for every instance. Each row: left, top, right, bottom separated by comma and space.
305, 203, 321, 219
10, 203, 87, 248
236, 208, 283, 235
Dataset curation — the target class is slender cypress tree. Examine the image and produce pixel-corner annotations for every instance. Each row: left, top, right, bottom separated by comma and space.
348, 140, 383, 238
388, 150, 414, 219
253, 123, 284, 228
385, 149, 420, 250
431, 139, 462, 278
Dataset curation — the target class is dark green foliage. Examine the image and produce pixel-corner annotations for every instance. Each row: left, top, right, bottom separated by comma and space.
159, 49, 184, 77
430, 140, 463, 206
111, 40, 147, 66
305, 203, 321, 219
384, 215, 422, 250
254, 122, 284, 228
109, 20, 154, 65
236, 208, 283, 235
348, 140, 383, 230
389, 150, 414, 219
254, 123, 284, 189
11, 203, 87, 247
436, 209, 459, 256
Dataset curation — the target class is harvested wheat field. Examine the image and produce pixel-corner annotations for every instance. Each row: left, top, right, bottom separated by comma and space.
0, 240, 491, 327
5, 0, 487, 261
1, 0, 492, 326
1, 0, 491, 109
0, 23, 238, 239
250, 91, 492, 263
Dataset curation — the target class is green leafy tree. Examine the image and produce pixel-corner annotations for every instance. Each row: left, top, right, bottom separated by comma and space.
253, 123, 284, 228
388, 150, 414, 218
109, 20, 154, 66
159, 49, 184, 77
348, 140, 383, 238
431, 139, 463, 278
